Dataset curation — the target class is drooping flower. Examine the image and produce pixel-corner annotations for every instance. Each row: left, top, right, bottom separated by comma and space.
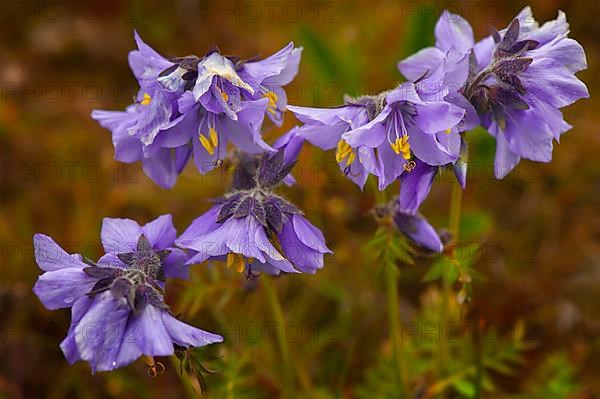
32, 216, 222, 372
176, 148, 332, 276
398, 8, 589, 178
375, 196, 443, 253
289, 82, 465, 190
93, 33, 302, 187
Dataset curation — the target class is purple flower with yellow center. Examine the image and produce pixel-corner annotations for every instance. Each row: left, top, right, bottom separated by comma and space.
238, 42, 302, 125
93, 34, 302, 187
289, 82, 465, 190
176, 148, 332, 276
92, 32, 191, 188
399, 8, 589, 178
32, 215, 222, 372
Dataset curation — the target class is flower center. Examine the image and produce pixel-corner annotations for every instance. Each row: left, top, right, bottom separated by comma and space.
83, 234, 171, 314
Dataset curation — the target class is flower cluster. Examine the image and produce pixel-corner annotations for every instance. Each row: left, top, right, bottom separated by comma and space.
37, 6, 588, 375
92, 33, 301, 188
289, 6, 587, 251
398, 7, 588, 178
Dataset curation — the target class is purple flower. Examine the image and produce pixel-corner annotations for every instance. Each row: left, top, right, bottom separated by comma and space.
395, 160, 446, 253
398, 8, 589, 178
289, 82, 465, 190
32, 216, 222, 372
238, 42, 303, 125
93, 34, 302, 187
393, 211, 443, 253
176, 150, 332, 276
375, 197, 443, 253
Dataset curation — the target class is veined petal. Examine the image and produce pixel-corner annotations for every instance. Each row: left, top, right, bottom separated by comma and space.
435, 10, 475, 53
101, 218, 142, 254
142, 214, 176, 250
397, 46, 445, 81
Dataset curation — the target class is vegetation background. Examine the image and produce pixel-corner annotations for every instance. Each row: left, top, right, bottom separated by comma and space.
0, 0, 598, 397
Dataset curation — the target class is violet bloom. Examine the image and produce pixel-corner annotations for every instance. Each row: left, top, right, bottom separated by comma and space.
399, 8, 589, 178
238, 42, 302, 125
92, 32, 192, 188
93, 34, 302, 187
32, 215, 221, 372
289, 82, 465, 190
177, 149, 332, 276
375, 197, 443, 253
142, 44, 302, 176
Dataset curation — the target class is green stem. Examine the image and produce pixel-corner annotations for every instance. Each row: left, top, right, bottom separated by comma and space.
449, 180, 463, 241
384, 230, 408, 399
262, 277, 295, 397
437, 179, 464, 397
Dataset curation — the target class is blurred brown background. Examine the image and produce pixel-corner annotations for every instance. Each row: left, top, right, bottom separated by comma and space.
0, 0, 598, 397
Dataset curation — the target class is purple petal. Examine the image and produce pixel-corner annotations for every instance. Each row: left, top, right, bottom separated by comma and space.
176, 206, 221, 247
398, 47, 445, 81
73, 293, 131, 373
162, 312, 223, 347
273, 127, 304, 165
435, 10, 475, 53
408, 128, 459, 166
91, 108, 142, 163
291, 215, 331, 253
33, 268, 95, 310
399, 161, 438, 215
163, 248, 190, 279
129, 305, 174, 356
413, 101, 465, 134
343, 108, 389, 148
394, 212, 443, 252
223, 99, 272, 154
295, 123, 348, 150
279, 220, 323, 274
521, 58, 589, 109
101, 218, 141, 254
60, 296, 93, 364
128, 31, 173, 88
141, 148, 179, 189
34, 234, 85, 272
490, 124, 521, 179
241, 42, 302, 86
375, 141, 406, 190
142, 214, 176, 249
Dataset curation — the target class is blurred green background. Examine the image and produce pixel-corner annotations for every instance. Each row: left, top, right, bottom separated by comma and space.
0, 0, 598, 397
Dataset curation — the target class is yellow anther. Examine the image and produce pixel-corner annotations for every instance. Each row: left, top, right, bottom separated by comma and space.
346, 150, 356, 167
226, 253, 246, 273
209, 127, 219, 147
141, 93, 152, 105
262, 91, 279, 115
199, 134, 215, 155
445, 128, 452, 134
335, 139, 354, 164
221, 90, 229, 102
391, 136, 412, 160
